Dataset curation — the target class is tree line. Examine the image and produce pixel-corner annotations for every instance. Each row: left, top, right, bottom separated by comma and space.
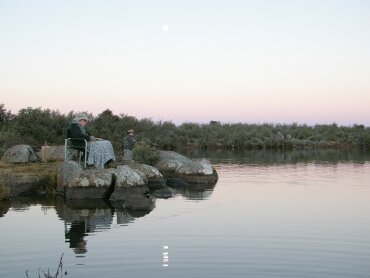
1, 103, 369, 158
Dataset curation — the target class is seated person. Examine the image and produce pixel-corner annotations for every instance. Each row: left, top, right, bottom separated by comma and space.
68, 113, 94, 152
67, 113, 116, 168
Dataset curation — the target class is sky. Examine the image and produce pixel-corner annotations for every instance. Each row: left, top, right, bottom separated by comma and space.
0, 0, 369, 126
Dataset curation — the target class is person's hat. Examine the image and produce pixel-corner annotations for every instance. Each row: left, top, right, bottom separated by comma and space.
127, 129, 134, 134
74, 113, 89, 122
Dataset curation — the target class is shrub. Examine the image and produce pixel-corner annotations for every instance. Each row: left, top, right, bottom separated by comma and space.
133, 141, 159, 165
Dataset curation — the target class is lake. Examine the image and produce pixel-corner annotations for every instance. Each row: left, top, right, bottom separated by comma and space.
1, 149, 370, 278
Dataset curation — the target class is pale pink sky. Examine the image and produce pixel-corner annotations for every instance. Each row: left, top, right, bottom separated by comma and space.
1, 1, 369, 125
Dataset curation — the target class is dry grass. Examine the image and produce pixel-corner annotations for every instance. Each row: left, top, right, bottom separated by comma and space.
0, 161, 61, 194
0, 161, 60, 174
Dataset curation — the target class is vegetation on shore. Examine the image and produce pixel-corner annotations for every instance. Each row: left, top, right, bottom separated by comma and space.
1, 103, 369, 157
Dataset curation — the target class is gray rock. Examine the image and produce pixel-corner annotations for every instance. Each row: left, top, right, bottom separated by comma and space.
178, 158, 214, 175
2, 145, 37, 164
155, 151, 218, 185
158, 151, 193, 163
115, 165, 147, 187
155, 151, 193, 176
109, 165, 149, 202
65, 169, 115, 199
178, 158, 218, 185
131, 169, 148, 185
129, 163, 166, 190
37, 145, 65, 162
56, 161, 83, 194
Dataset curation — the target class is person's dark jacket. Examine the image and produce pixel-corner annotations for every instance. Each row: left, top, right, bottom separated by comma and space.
123, 135, 135, 150
67, 123, 91, 150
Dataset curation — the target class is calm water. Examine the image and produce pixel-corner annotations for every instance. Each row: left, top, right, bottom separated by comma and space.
1, 150, 370, 278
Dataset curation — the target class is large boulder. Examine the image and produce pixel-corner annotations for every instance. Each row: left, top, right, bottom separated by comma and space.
178, 158, 218, 185
155, 151, 192, 176
155, 151, 218, 185
56, 161, 83, 194
0, 169, 51, 200
58, 164, 153, 211
36, 145, 65, 162
129, 163, 166, 190
2, 145, 37, 164
109, 165, 148, 202
65, 169, 115, 199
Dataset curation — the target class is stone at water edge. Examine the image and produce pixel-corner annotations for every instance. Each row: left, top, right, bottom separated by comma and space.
65, 169, 115, 199
2, 144, 37, 163
109, 165, 149, 202
56, 161, 83, 194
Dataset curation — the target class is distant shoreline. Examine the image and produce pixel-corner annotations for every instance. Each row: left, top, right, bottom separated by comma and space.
0, 104, 369, 157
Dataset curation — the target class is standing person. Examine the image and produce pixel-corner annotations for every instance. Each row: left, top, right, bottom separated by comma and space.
123, 129, 136, 161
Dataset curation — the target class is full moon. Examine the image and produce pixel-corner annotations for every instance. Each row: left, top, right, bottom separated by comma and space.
162, 24, 170, 32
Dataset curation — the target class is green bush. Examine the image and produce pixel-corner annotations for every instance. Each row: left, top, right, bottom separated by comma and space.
0, 103, 369, 155
133, 141, 159, 165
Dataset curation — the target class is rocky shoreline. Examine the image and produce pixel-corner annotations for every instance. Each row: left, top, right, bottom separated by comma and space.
0, 145, 218, 212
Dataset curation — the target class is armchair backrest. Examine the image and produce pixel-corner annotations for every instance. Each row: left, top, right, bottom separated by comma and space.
66, 127, 72, 139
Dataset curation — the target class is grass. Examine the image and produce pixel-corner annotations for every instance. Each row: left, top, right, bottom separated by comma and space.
0, 161, 60, 195
0, 161, 60, 174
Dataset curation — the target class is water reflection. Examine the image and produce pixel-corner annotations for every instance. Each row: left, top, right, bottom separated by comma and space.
6, 196, 55, 212
66, 221, 88, 254
171, 183, 215, 200
55, 197, 158, 255
0, 150, 369, 278
181, 148, 370, 164
0, 179, 218, 257
55, 198, 111, 255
